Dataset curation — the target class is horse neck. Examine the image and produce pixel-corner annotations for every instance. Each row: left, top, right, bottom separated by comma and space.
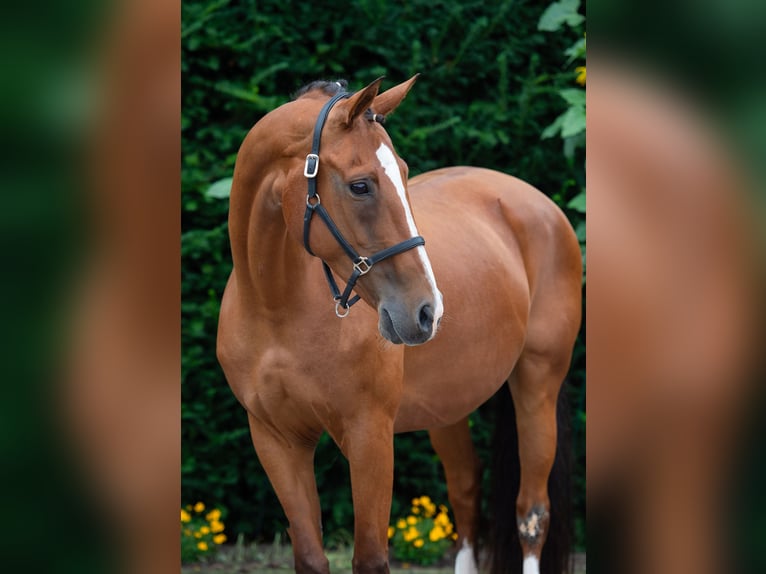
229, 172, 308, 309
229, 100, 329, 313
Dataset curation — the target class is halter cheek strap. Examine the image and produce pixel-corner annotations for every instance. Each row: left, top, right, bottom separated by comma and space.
302, 92, 426, 318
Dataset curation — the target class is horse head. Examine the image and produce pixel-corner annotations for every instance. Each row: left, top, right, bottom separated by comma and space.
278, 76, 444, 345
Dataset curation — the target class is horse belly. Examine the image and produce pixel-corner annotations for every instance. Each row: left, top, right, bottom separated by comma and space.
397, 337, 523, 432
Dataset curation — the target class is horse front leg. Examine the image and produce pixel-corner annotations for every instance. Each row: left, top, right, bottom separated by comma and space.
340, 412, 396, 574
247, 413, 329, 574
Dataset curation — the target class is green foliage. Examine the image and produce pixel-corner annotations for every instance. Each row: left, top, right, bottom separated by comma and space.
540, 33, 586, 154
542, 88, 586, 139
538, 0, 586, 32
568, 190, 586, 213
205, 177, 233, 199
182, 0, 585, 551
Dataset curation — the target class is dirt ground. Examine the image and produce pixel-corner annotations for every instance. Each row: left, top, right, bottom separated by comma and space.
182, 544, 586, 573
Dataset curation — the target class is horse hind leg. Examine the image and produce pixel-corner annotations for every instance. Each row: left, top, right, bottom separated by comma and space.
246, 413, 329, 574
428, 417, 481, 574
507, 350, 572, 574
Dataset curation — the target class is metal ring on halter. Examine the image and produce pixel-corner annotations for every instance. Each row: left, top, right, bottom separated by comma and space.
306, 193, 321, 207
335, 300, 350, 318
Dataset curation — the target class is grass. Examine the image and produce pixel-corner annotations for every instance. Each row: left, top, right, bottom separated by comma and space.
182, 538, 585, 573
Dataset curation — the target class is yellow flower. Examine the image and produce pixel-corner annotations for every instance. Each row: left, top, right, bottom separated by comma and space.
210, 520, 225, 533
419, 496, 431, 506
403, 526, 419, 542
429, 525, 445, 541
575, 66, 586, 86
206, 509, 221, 522
413, 539, 424, 548
396, 518, 407, 529
435, 512, 450, 527
194, 532, 202, 539
424, 502, 436, 517
200, 526, 210, 535
411, 506, 420, 514
213, 534, 227, 545
451, 532, 458, 540
387, 526, 395, 539
194, 502, 205, 513
411, 498, 419, 506
406, 516, 417, 525
181, 509, 191, 523
197, 541, 208, 551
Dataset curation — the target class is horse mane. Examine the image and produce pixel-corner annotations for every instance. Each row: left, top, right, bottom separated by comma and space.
292, 79, 386, 124
292, 79, 349, 100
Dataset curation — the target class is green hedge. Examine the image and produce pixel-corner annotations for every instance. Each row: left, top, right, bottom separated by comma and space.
182, 0, 585, 549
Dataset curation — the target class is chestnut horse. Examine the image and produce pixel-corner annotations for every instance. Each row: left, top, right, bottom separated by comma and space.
217, 76, 582, 574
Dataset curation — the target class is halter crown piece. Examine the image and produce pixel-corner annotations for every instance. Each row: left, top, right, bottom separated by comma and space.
302, 91, 426, 318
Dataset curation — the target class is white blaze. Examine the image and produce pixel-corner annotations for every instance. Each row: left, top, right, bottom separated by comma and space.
455, 539, 479, 574
375, 143, 444, 337
523, 555, 540, 574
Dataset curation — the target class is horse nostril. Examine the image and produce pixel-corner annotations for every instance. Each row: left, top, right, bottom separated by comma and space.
418, 303, 434, 334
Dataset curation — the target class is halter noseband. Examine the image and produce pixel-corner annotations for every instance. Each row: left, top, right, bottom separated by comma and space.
302, 91, 425, 318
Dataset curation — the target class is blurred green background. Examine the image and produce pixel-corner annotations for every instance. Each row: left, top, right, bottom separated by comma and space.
181, 0, 586, 551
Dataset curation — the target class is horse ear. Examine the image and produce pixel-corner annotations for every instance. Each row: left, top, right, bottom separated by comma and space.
337, 77, 385, 127
372, 74, 419, 117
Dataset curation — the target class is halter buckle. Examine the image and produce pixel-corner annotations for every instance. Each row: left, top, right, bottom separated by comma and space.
353, 257, 372, 275
304, 154, 319, 178
334, 299, 350, 318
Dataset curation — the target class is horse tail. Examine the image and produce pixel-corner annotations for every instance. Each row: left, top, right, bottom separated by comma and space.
487, 384, 573, 574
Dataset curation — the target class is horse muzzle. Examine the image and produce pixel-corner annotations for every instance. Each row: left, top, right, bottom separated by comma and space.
378, 299, 437, 346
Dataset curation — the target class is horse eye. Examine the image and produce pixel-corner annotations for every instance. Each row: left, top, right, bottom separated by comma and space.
349, 181, 370, 195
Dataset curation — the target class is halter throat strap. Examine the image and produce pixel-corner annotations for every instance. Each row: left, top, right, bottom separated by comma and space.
302, 91, 425, 317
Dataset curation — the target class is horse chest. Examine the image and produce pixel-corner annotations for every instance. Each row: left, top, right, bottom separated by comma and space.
242, 324, 401, 410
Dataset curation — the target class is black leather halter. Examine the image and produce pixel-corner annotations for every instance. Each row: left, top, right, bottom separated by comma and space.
302, 91, 425, 317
